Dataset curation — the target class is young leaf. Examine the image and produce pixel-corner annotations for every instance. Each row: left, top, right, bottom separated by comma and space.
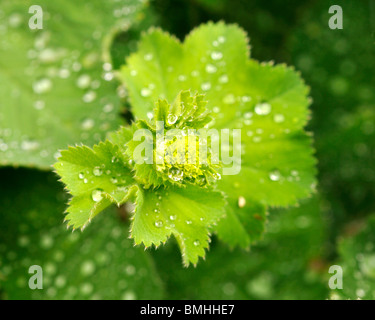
132, 185, 226, 266
118, 22, 316, 248
56, 96, 227, 265
0, 0, 147, 169
123, 90, 220, 189
54, 141, 136, 230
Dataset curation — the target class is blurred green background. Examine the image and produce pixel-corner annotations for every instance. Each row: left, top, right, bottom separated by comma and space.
1, 0, 374, 299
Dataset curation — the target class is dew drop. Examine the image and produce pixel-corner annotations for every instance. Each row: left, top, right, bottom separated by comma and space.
213, 172, 221, 180
206, 64, 217, 73
168, 168, 183, 181
122, 291, 136, 300
274, 114, 285, 123
93, 167, 103, 177
81, 260, 96, 276
244, 112, 253, 119
103, 103, 114, 113
141, 88, 151, 97
144, 53, 153, 61
59, 68, 70, 79
167, 114, 178, 125
80, 283, 94, 295
193, 240, 200, 247
81, 118, 95, 130
0, 142, 8, 152
125, 265, 136, 276
83, 91, 96, 103
356, 289, 366, 298
40, 235, 54, 249
72, 62, 82, 72
154, 220, 163, 228
103, 63, 112, 71
238, 196, 246, 208
55, 275, 67, 288
223, 94, 236, 104
33, 78, 52, 94
269, 170, 281, 181
18, 236, 30, 247
92, 189, 104, 202
9, 13, 22, 28
191, 70, 199, 77
219, 74, 228, 83
34, 100, 45, 110
21, 140, 40, 151
291, 170, 299, 177
211, 51, 223, 60
255, 103, 272, 115
201, 82, 211, 91
45, 262, 57, 275
218, 36, 226, 43
242, 96, 252, 103
103, 72, 114, 81
76, 74, 91, 89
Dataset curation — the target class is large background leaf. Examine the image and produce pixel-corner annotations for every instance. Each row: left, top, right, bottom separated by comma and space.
0, 169, 163, 300
329, 215, 375, 300
0, 0, 147, 169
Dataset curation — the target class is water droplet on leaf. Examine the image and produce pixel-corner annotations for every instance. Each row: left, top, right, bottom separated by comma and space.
269, 170, 281, 181
93, 167, 103, 177
92, 189, 104, 202
255, 103, 272, 115
154, 220, 163, 228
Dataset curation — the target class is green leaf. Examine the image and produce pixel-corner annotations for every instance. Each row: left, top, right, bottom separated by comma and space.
152, 197, 327, 299
330, 215, 375, 300
0, 169, 163, 300
215, 200, 267, 248
118, 22, 316, 248
218, 132, 316, 207
0, 0, 147, 169
132, 185, 226, 266
54, 141, 136, 230
123, 90, 220, 188
119, 22, 249, 121
55, 122, 226, 265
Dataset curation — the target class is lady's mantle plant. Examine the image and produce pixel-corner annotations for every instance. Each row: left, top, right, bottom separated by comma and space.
54, 22, 316, 266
